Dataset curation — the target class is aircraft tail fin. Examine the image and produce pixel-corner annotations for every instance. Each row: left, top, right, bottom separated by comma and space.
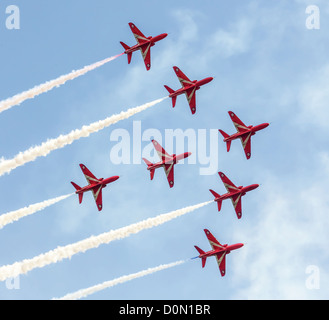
164, 85, 175, 94
219, 129, 229, 139
209, 189, 220, 198
120, 42, 132, 64
201, 257, 206, 268
120, 41, 131, 51
127, 53, 132, 64
194, 245, 205, 255
150, 169, 155, 180
71, 182, 83, 204
78, 193, 83, 204
194, 246, 207, 268
226, 141, 232, 152
142, 158, 155, 180
142, 157, 153, 166
71, 181, 81, 191
209, 189, 222, 211
217, 200, 222, 212
219, 129, 231, 152
171, 96, 177, 108
164, 85, 177, 108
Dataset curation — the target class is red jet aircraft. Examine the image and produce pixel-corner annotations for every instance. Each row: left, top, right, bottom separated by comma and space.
219, 111, 269, 159
120, 22, 168, 71
71, 164, 119, 211
164, 66, 213, 114
142, 140, 191, 188
209, 172, 259, 219
193, 229, 243, 277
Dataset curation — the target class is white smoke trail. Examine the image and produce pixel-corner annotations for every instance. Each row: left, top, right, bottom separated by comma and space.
0, 54, 123, 114
0, 200, 211, 281
53, 260, 186, 300
0, 96, 167, 177
0, 193, 74, 229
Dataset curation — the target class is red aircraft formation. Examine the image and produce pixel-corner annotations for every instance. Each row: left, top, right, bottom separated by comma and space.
70, 22, 269, 277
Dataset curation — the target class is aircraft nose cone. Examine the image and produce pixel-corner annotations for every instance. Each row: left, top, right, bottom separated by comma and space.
154, 33, 168, 42
234, 243, 244, 249
106, 176, 120, 184
205, 77, 214, 84
206, 77, 214, 84
255, 123, 269, 131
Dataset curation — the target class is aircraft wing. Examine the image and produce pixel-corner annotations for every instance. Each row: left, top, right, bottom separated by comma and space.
91, 185, 103, 211
152, 140, 172, 162
228, 111, 249, 133
185, 87, 197, 114
239, 132, 252, 159
80, 164, 99, 185
204, 229, 225, 251
230, 193, 242, 219
164, 163, 174, 188
218, 172, 239, 193
140, 43, 152, 70
128, 22, 148, 44
173, 66, 194, 88
216, 252, 227, 276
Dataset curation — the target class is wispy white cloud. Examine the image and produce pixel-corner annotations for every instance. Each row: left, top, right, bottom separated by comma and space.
231, 152, 329, 299
205, 19, 253, 58
296, 64, 329, 129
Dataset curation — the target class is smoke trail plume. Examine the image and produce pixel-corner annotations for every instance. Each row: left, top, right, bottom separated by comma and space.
0, 193, 74, 229
53, 260, 186, 300
0, 54, 123, 114
0, 96, 167, 177
0, 200, 211, 281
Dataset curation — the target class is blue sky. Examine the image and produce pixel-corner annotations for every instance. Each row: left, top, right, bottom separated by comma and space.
0, 0, 328, 299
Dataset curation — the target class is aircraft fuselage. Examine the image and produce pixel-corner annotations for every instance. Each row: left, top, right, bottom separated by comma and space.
75, 176, 120, 194
199, 243, 244, 259
123, 33, 168, 54
168, 77, 214, 98
146, 152, 191, 171
223, 123, 269, 142
214, 184, 259, 202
